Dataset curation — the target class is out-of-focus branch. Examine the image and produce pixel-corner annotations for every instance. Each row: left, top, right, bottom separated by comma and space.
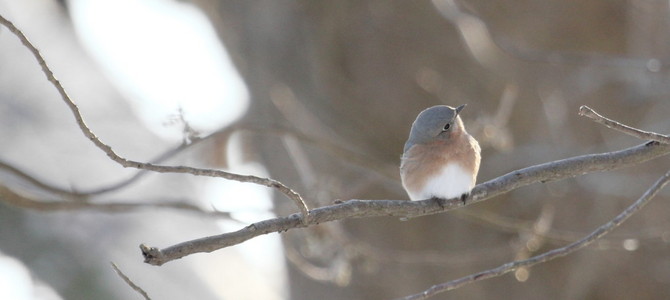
111, 262, 151, 300
0, 159, 88, 200
433, 0, 662, 74
511, 204, 554, 282
285, 246, 351, 286
434, 0, 657, 70
0, 145, 184, 200
0, 13, 310, 223
398, 169, 670, 300
141, 139, 670, 265
431, 0, 502, 68
347, 236, 511, 266
0, 184, 233, 218
227, 124, 401, 181
579, 105, 670, 144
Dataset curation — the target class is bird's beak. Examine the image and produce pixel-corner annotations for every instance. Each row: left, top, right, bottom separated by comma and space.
455, 104, 466, 115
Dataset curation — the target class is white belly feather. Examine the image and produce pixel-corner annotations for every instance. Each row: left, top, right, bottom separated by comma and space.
409, 163, 474, 201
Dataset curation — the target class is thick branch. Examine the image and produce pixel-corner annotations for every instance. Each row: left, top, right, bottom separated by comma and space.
399, 169, 670, 300
141, 141, 670, 265
0, 13, 309, 221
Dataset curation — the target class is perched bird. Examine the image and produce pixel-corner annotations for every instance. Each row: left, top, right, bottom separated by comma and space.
400, 104, 481, 203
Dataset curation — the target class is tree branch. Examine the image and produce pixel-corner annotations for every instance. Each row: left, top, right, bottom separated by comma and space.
141, 140, 670, 265
433, 0, 657, 69
393, 106, 670, 299
0, 159, 89, 200
0, 13, 310, 223
4, 10, 670, 300
0, 143, 196, 200
111, 262, 151, 300
398, 169, 670, 300
0, 184, 232, 218
579, 105, 670, 144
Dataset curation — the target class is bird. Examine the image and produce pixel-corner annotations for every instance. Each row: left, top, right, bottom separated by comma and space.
400, 104, 481, 204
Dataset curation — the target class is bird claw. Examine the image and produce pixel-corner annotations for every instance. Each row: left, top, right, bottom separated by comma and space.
431, 193, 469, 209
431, 196, 447, 209
460, 193, 469, 205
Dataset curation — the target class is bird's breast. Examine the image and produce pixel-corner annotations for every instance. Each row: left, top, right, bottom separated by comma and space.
400, 134, 480, 200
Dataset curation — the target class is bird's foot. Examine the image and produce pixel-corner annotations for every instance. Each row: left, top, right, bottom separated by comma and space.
431, 196, 448, 209
460, 193, 469, 206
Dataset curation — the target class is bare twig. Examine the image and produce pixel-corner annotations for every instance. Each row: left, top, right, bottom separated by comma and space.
0, 143, 195, 200
111, 262, 151, 300
458, 202, 670, 245
431, 0, 500, 67
75, 144, 191, 196
0, 13, 310, 222
141, 141, 670, 265
230, 124, 401, 181
579, 105, 670, 144
0, 185, 232, 218
0, 159, 88, 200
511, 204, 554, 282
5, 12, 670, 300
398, 169, 670, 300
348, 237, 511, 266
433, 0, 657, 69
456, 208, 587, 244
285, 246, 348, 284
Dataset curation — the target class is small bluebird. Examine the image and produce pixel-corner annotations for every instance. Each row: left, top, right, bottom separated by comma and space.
400, 104, 481, 203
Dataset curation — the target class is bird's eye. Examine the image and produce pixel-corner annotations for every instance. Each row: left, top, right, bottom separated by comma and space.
442, 123, 451, 131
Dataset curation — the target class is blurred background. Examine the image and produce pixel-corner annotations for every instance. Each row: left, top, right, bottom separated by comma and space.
1, 0, 670, 299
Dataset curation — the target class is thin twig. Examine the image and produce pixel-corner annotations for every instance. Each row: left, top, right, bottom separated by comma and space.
0, 13, 310, 222
348, 237, 511, 266
140, 141, 670, 265
111, 262, 151, 300
0, 185, 232, 218
0, 144, 191, 200
433, 0, 658, 69
397, 169, 670, 300
579, 105, 670, 144
0, 159, 88, 200
510, 204, 554, 282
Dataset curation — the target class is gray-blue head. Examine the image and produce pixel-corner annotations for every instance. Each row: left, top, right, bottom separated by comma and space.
403, 104, 466, 153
